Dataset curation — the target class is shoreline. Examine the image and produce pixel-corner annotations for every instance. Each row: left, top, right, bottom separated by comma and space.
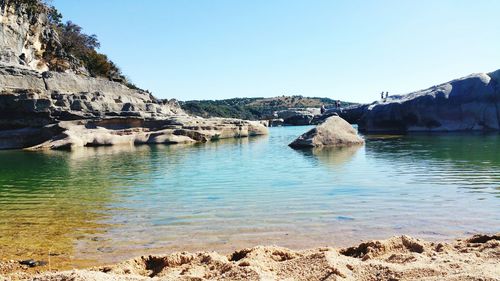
2, 233, 498, 280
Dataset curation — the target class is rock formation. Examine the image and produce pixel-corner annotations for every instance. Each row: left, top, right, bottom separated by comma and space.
352, 70, 500, 132
289, 116, 364, 148
273, 108, 320, 126
0, 1, 267, 150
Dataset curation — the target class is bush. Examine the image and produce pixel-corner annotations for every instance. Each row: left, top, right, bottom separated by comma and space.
53, 21, 125, 80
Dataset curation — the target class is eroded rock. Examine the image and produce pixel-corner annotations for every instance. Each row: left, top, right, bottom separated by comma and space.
289, 116, 364, 148
358, 70, 500, 132
23, 117, 268, 150
274, 108, 320, 125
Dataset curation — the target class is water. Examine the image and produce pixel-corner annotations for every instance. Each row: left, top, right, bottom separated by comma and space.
0, 126, 499, 268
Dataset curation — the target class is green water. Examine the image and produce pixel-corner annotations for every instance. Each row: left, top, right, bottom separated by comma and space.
0, 126, 499, 268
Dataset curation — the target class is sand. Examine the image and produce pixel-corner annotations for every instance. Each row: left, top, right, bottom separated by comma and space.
1, 233, 498, 281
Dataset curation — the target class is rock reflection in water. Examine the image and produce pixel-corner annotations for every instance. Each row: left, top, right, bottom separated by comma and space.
292, 145, 363, 168
0, 127, 498, 270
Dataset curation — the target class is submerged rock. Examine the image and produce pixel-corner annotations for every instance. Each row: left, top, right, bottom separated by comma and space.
289, 116, 364, 148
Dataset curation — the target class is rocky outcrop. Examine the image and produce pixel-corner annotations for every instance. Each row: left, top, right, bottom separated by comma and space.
0, 2, 268, 150
0, 66, 268, 149
357, 70, 500, 132
313, 104, 369, 125
274, 108, 320, 126
0, 64, 268, 150
0, 65, 183, 129
0, 1, 52, 71
0, 1, 86, 73
20, 117, 267, 150
289, 116, 364, 148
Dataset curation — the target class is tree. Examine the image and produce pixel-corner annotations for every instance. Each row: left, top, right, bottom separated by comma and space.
47, 5, 62, 25
58, 21, 100, 58
54, 21, 124, 79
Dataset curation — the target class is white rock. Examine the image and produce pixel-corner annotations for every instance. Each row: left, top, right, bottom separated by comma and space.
289, 116, 364, 148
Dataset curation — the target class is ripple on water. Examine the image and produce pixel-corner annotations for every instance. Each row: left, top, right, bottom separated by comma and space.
0, 128, 499, 268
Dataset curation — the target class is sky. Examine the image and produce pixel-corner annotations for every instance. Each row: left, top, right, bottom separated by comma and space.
52, 0, 500, 103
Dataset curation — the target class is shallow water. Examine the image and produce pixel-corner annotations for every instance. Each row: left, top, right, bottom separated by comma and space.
0, 126, 499, 268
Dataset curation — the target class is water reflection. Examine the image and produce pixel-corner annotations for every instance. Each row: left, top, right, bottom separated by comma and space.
0, 128, 499, 269
300, 146, 363, 168
366, 133, 500, 164
0, 150, 117, 268
364, 133, 500, 195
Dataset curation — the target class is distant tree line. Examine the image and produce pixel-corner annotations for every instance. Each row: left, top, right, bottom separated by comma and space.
180, 97, 357, 120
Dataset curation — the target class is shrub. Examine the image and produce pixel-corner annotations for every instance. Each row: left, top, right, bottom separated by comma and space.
54, 21, 125, 80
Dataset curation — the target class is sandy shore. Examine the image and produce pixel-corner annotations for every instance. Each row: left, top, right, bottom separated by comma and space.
1, 233, 498, 281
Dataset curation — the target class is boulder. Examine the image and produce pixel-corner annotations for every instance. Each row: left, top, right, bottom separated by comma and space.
357, 70, 500, 132
289, 116, 364, 148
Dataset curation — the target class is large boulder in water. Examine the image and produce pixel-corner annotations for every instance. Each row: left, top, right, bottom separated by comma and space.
358, 69, 500, 132
289, 116, 364, 148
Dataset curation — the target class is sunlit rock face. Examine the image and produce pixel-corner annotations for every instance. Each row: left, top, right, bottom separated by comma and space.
26, 117, 268, 150
0, 2, 268, 150
289, 116, 364, 148
0, 66, 185, 129
0, 3, 49, 70
358, 70, 500, 132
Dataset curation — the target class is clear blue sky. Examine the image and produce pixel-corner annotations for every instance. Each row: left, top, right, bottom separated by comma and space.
53, 0, 500, 103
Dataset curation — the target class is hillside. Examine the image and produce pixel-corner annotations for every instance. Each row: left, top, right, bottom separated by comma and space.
0, 0, 143, 89
180, 96, 357, 120
0, 0, 268, 149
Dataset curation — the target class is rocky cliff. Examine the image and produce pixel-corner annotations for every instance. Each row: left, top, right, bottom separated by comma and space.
336, 70, 500, 133
0, 1, 267, 150
0, 1, 52, 71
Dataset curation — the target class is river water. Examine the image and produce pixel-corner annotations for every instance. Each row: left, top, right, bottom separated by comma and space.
0, 126, 499, 268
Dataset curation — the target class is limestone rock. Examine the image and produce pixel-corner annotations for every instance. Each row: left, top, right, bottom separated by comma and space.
24, 117, 268, 150
289, 116, 364, 148
357, 70, 500, 132
0, 4, 268, 150
0, 3, 52, 71
275, 108, 320, 125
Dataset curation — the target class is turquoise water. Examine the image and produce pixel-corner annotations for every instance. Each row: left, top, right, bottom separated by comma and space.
0, 126, 499, 267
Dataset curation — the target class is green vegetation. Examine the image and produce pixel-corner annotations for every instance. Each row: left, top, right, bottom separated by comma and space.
180, 96, 356, 120
48, 11, 126, 82
54, 21, 123, 80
